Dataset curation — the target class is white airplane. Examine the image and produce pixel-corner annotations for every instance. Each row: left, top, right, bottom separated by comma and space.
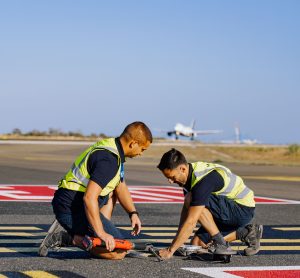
164, 120, 222, 140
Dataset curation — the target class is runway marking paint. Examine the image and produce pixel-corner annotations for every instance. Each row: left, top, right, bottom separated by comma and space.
0, 185, 299, 204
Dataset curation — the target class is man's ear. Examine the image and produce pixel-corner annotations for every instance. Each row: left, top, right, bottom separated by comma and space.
129, 140, 138, 149
179, 164, 187, 173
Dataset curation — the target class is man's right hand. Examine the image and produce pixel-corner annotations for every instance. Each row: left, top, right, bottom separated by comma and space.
100, 232, 115, 251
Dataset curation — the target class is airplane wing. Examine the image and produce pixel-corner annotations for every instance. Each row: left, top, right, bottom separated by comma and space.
193, 130, 223, 135
167, 131, 176, 136
153, 128, 176, 136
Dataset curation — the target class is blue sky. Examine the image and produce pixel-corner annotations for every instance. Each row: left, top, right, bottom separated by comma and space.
0, 0, 299, 144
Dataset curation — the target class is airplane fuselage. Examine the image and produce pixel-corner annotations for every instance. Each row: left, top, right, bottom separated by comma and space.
174, 123, 194, 137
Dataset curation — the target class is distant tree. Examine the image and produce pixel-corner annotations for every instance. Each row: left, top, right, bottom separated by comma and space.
90, 133, 98, 137
12, 128, 22, 135
68, 130, 84, 137
48, 128, 63, 136
27, 129, 47, 136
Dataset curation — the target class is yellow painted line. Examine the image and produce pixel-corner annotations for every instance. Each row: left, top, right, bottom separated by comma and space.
236, 239, 300, 243
243, 176, 300, 182
133, 238, 173, 243
139, 237, 300, 243
0, 239, 42, 243
1, 238, 298, 244
0, 226, 42, 231
273, 227, 300, 231
232, 246, 300, 251
0, 232, 46, 237
23, 271, 59, 278
25, 156, 67, 162
119, 227, 199, 232
0, 247, 37, 252
1, 244, 299, 253
144, 232, 176, 236
0, 247, 81, 253
119, 227, 179, 231
0, 275, 7, 278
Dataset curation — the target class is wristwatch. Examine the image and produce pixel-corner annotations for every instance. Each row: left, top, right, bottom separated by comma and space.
128, 211, 139, 218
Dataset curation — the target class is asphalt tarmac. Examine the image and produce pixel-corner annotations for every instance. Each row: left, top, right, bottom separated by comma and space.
0, 142, 299, 277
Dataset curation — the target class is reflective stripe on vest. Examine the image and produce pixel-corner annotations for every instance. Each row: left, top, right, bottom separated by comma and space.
58, 138, 122, 196
191, 162, 255, 207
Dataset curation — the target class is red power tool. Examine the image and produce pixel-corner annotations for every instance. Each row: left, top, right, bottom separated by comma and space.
82, 236, 134, 251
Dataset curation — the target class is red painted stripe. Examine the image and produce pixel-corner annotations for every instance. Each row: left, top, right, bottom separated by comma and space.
0, 185, 297, 204
225, 270, 300, 278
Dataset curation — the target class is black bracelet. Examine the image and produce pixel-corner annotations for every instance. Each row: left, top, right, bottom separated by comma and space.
128, 211, 139, 218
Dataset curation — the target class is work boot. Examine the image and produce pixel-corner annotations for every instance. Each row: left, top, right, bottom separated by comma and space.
208, 241, 237, 255
38, 219, 73, 257
242, 224, 263, 256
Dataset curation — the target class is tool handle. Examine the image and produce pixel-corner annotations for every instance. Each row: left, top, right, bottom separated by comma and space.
85, 236, 134, 251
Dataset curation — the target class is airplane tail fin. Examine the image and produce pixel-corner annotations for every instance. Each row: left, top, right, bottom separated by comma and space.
190, 119, 196, 129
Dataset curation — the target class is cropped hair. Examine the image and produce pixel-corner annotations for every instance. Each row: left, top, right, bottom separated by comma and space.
120, 121, 153, 144
157, 148, 187, 170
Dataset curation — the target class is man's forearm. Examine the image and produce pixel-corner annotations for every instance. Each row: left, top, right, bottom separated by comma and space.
177, 205, 188, 235
115, 182, 136, 213
169, 206, 204, 254
84, 197, 105, 238
170, 220, 197, 253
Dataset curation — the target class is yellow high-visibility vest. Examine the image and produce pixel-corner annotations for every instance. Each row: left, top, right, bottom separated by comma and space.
58, 138, 122, 197
190, 162, 255, 207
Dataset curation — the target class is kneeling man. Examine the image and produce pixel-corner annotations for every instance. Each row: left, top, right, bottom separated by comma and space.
157, 148, 263, 260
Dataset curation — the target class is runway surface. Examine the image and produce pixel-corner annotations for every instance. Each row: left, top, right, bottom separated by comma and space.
0, 142, 299, 277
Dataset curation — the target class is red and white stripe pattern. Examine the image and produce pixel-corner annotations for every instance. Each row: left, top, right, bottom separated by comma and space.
182, 266, 300, 278
0, 184, 299, 204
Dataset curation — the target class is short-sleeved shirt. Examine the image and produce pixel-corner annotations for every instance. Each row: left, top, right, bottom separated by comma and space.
183, 163, 224, 207
52, 137, 125, 214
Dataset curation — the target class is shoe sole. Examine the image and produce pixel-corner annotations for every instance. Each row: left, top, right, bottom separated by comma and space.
259, 225, 263, 239
38, 219, 62, 257
213, 250, 237, 255
244, 224, 263, 256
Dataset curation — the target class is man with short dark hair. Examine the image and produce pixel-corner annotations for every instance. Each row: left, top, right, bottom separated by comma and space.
39, 122, 152, 260
157, 148, 263, 260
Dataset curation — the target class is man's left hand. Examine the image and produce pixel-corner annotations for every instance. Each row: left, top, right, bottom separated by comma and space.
159, 248, 173, 260
131, 214, 141, 236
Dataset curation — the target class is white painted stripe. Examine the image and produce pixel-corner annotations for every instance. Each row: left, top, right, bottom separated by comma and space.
0, 186, 16, 189
182, 266, 300, 278
0, 185, 299, 204
130, 185, 182, 188
129, 194, 169, 201
130, 190, 184, 200
256, 196, 300, 204
129, 187, 182, 193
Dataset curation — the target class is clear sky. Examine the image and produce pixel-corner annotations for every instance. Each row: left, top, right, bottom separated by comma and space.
1, 0, 299, 144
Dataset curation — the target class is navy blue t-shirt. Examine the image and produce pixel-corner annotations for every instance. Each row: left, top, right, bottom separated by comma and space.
52, 138, 124, 214
183, 164, 224, 207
